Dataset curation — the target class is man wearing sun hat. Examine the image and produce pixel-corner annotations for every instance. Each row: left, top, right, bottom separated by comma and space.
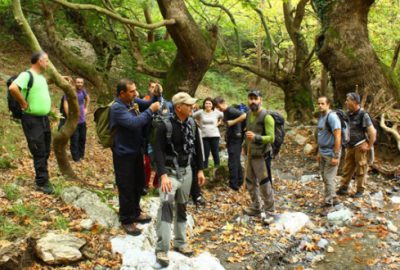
153, 92, 206, 267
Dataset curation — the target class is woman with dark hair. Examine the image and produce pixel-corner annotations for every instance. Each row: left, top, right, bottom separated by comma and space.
193, 97, 224, 168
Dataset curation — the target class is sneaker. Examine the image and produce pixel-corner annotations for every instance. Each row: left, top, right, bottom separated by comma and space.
261, 212, 274, 225
36, 182, 54, 195
132, 213, 152, 224
156, 251, 169, 267
336, 186, 348, 196
323, 198, 340, 207
173, 245, 194, 257
121, 223, 142, 236
242, 207, 261, 216
352, 191, 364, 198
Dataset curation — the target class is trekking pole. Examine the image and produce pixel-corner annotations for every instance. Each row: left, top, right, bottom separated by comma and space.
243, 141, 250, 192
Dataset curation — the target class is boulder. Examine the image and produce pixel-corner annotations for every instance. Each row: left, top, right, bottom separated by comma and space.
35, 232, 86, 265
390, 196, 400, 204
79, 219, 94, 230
61, 186, 120, 228
327, 208, 353, 225
300, 174, 319, 183
0, 239, 33, 270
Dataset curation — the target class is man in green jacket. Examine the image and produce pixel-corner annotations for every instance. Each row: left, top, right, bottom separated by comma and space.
243, 90, 275, 225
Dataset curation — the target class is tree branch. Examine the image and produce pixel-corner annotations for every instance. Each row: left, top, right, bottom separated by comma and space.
380, 113, 400, 152
391, 40, 400, 71
253, 7, 275, 51
52, 0, 176, 30
199, 0, 241, 57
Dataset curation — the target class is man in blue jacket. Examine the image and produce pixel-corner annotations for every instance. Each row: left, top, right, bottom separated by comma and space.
110, 79, 160, 235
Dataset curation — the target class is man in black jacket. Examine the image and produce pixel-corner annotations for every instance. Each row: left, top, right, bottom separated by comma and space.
153, 92, 206, 267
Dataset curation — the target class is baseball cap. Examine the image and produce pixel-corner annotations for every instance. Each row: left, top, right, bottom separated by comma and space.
172, 92, 198, 105
248, 89, 262, 97
346, 92, 361, 104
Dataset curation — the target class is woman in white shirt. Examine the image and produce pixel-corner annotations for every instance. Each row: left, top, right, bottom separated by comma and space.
193, 97, 224, 168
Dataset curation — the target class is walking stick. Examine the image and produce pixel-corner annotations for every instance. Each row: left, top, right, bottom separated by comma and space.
243, 141, 250, 192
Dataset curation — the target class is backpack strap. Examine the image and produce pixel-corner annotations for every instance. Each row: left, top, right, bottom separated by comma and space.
324, 111, 333, 133
25, 70, 34, 100
162, 117, 182, 179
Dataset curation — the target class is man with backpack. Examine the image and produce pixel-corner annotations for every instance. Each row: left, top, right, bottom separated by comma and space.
214, 96, 247, 191
60, 78, 90, 162
110, 79, 160, 236
316, 96, 341, 208
8, 51, 54, 194
152, 92, 205, 267
337, 92, 376, 198
243, 90, 275, 225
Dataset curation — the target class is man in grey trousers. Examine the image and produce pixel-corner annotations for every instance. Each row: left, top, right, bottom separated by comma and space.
316, 96, 341, 208
152, 92, 206, 267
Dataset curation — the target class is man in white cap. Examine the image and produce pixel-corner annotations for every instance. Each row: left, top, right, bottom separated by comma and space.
153, 92, 206, 267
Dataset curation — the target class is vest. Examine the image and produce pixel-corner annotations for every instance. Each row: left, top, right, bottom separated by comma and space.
246, 109, 271, 157
348, 109, 367, 146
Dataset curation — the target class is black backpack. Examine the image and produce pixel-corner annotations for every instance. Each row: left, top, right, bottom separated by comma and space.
7, 71, 33, 119
325, 109, 350, 147
265, 110, 285, 157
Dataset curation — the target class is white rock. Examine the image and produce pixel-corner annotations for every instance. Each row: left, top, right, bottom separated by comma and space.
387, 221, 398, 233
317, 238, 329, 249
111, 197, 225, 270
327, 208, 353, 225
390, 196, 400, 204
303, 144, 314, 155
35, 232, 86, 265
369, 191, 384, 208
294, 134, 308, 145
300, 174, 319, 183
272, 212, 311, 235
79, 219, 94, 230
61, 187, 120, 228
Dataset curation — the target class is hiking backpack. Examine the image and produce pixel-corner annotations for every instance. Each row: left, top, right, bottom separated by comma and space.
265, 110, 286, 157
94, 101, 115, 148
7, 71, 33, 119
325, 109, 350, 147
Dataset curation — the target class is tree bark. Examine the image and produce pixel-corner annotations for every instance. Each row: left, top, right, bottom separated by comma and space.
13, 0, 78, 179
313, 0, 399, 104
157, 0, 218, 97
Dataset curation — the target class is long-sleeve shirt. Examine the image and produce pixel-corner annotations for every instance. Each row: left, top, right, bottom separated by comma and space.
110, 96, 157, 155
153, 116, 205, 176
248, 110, 275, 144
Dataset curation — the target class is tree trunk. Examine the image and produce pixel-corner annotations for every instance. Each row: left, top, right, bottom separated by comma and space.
320, 66, 328, 96
313, 0, 399, 104
144, 5, 155, 42
281, 77, 314, 123
13, 0, 77, 179
157, 0, 218, 98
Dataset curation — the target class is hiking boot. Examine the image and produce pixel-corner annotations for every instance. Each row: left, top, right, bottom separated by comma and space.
323, 198, 340, 208
156, 251, 169, 267
336, 186, 348, 196
173, 245, 194, 257
133, 213, 152, 224
121, 223, 141, 236
194, 196, 206, 207
243, 207, 261, 216
229, 183, 239, 191
352, 191, 364, 198
260, 212, 274, 225
36, 182, 54, 195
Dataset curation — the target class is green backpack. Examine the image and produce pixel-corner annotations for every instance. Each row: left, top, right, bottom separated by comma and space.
94, 101, 115, 148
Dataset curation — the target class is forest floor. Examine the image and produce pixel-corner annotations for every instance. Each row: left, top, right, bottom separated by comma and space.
1, 33, 400, 270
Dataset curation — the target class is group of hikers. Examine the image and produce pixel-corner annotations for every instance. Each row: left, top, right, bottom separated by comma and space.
7, 51, 377, 267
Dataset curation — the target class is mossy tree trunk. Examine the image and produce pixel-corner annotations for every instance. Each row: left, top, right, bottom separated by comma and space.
13, 0, 78, 179
157, 0, 218, 98
313, 0, 399, 104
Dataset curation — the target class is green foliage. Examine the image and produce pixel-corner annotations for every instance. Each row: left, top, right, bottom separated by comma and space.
3, 184, 20, 201
54, 216, 69, 231
0, 215, 27, 239
10, 202, 37, 218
